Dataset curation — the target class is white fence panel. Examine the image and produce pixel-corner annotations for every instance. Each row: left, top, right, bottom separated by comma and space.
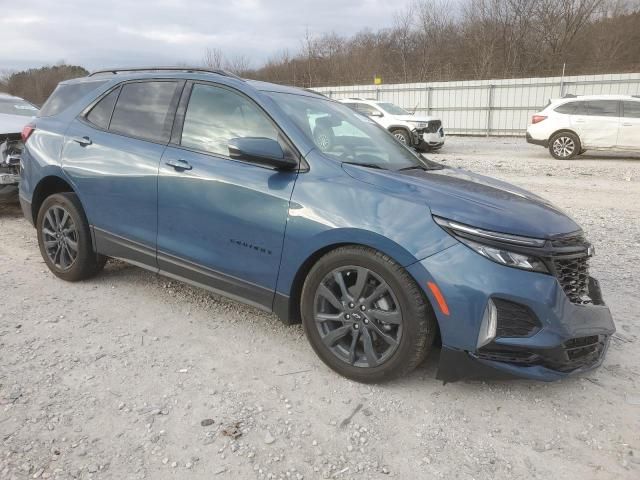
313, 73, 640, 136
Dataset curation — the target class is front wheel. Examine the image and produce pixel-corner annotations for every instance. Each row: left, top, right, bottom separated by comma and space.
549, 132, 580, 160
301, 246, 436, 382
36, 193, 106, 281
390, 128, 410, 146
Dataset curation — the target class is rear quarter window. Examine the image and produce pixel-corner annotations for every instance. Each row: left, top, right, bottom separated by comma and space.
85, 87, 121, 130
554, 102, 577, 114
39, 81, 107, 117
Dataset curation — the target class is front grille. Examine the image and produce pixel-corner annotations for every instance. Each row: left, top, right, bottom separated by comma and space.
552, 255, 591, 304
477, 335, 607, 373
425, 120, 441, 133
493, 298, 541, 337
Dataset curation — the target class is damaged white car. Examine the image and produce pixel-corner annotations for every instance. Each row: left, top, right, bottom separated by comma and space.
0, 93, 38, 203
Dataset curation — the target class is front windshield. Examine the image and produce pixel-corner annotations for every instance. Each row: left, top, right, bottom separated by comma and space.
0, 98, 38, 117
267, 92, 425, 171
377, 102, 410, 115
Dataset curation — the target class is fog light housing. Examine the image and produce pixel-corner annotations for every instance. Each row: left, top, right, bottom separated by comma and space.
477, 298, 498, 348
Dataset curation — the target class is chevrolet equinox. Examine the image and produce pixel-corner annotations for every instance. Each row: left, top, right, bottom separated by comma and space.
19, 67, 615, 382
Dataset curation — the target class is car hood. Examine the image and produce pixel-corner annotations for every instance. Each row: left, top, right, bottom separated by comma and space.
0, 114, 34, 135
392, 114, 440, 123
342, 164, 581, 239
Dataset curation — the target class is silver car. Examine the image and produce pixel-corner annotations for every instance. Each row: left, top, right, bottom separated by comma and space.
0, 93, 38, 202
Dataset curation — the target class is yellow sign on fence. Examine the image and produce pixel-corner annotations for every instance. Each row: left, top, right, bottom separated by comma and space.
373, 75, 382, 85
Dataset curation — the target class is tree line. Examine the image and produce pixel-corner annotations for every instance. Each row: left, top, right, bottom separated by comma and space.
243, 0, 640, 87
1, 0, 638, 105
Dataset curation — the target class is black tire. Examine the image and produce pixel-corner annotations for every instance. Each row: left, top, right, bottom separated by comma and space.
301, 246, 436, 383
36, 192, 106, 281
549, 131, 581, 160
390, 128, 410, 146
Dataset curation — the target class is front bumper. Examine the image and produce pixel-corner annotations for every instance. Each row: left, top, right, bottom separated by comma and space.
411, 126, 445, 147
408, 244, 615, 382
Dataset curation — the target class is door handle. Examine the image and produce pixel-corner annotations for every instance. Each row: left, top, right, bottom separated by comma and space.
622, 123, 633, 127
72, 136, 92, 147
165, 159, 192, 171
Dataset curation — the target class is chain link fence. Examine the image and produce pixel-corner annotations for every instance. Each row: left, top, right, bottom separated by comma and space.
313, 73, 640, 136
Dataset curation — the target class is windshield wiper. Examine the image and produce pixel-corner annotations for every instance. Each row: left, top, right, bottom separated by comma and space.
398, 161, 445, 172
342, 161, 387, 170
397, 165, 426, 171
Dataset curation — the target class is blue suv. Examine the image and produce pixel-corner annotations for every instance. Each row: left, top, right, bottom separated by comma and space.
19, 67, 615, 382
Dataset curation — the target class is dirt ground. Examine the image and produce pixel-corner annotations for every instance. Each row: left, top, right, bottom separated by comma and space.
1, 136, 639, 480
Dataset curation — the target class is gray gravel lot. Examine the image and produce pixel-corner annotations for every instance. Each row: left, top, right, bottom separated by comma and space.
1, 136, 639, 480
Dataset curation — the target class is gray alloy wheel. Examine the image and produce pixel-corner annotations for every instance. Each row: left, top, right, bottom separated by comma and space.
41, 205, 79, 271
301, 246, 436, 383
391, 129, 409, 145
36, 193, 107, 281
549, 132, 580, 160
313, 266, 403, 368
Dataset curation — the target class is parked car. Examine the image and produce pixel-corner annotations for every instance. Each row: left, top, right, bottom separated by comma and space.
338, 98, 445, 152
20, 67, 614, 383
526, 94, 640, 159
0, 93, 38, 203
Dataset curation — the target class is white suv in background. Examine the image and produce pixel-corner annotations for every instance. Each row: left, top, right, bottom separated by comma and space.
339, 98, 445, 152
526, 94, 640, 159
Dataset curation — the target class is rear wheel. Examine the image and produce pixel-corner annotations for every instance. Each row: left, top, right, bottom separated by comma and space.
549, 132, 580, 160
301, 246, 436, 382
36, 193, 106, 281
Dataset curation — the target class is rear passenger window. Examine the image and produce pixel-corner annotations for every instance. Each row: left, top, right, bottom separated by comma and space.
109, 81, 179, 143
554, 102, 577, 114
583, 101, 619, 117
180, 84, 278, 156
86, 87, 120, 129
39, 81, 107, 117
623, 101, 640, 118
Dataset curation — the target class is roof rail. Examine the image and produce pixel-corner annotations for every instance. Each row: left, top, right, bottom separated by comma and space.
562, 93, 578, 98
88, 66, 244, 81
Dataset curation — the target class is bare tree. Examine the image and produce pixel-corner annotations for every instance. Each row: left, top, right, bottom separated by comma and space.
203, 47, 225, 69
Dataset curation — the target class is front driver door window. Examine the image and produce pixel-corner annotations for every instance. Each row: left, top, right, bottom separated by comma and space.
157, 83, 298, 308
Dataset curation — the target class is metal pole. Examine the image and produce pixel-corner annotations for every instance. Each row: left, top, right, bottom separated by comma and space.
427, 86, 432, 116
486, 84, 494, 137
560, 63, 566, 97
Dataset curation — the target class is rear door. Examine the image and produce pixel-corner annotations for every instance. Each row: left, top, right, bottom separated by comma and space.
570, 100, 620, 149
62, 80, 183, 266
619, 101, 640, 150
157, 82, 298, 308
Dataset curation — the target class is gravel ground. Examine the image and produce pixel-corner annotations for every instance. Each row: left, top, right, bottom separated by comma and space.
1, 136, 639, 480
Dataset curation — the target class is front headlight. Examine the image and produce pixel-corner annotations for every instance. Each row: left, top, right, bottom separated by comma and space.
434, 216, 549, 273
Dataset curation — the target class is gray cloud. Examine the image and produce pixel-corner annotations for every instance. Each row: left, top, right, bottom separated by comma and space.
0, 0, 412, 71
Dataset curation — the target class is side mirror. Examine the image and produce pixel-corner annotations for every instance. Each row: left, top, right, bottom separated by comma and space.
228, 137, 297, 170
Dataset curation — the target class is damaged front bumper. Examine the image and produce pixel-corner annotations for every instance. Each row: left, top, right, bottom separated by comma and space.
407, 243, 615, 383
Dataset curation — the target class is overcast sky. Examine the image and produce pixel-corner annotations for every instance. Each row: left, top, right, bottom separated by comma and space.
0, 0, 414, 72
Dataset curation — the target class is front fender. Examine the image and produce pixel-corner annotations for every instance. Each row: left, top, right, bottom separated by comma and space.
275, 151, 456, 297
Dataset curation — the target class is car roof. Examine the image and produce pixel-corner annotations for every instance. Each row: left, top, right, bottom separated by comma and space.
60, 68, 326, 100
551, 94, 640, 103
